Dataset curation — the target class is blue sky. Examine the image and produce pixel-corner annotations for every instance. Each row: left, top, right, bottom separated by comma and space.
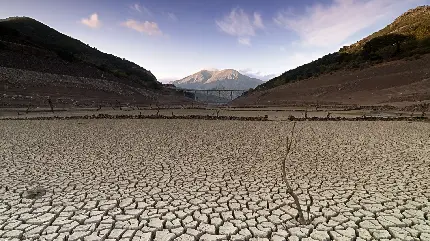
1, 0, 429, 82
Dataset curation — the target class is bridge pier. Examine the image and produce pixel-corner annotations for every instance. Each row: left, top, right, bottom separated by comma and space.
180, 89, 246, 104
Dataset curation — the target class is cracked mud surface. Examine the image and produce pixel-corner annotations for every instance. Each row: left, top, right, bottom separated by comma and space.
1, 120, 429, 241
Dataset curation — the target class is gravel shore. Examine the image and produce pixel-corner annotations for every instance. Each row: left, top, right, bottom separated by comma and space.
1, 120, 429, 240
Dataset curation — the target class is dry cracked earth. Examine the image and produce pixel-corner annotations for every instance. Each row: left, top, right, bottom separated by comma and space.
0, 120, 430, 241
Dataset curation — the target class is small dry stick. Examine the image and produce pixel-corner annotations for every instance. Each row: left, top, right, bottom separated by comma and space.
116, 100, 122, 110
47, 97, 54, 113
282, 122, 308, 225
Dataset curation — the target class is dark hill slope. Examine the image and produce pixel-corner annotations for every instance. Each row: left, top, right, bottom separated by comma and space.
0, 17, 191, 107
0, 17, 159, 89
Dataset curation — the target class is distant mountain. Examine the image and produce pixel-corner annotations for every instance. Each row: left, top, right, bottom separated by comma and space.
173, 69, 263, 90
252, 5, 430, 93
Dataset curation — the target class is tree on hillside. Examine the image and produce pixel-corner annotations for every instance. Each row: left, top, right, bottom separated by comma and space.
362, 34, 412, 59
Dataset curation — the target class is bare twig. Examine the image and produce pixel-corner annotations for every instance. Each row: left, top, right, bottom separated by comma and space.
116, 100, 122, 110
281, 122, 309, 225
47, 97, 54, 113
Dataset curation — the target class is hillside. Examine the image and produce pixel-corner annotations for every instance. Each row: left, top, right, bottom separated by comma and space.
232, 53, 430, 107
0, 17, 190, 107
251, 6, 430, 93
0, 17, 159, 88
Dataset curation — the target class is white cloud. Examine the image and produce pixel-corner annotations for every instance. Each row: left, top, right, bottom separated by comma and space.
238, 37, 251, 46
274, 0, 421, 48
158, 77, 178, 84
132, 3, 141, 12
81, 13, 101, 29
122, 20, 162, 36
167, 12, 178, 21
253, 13, 264, 29
216, 8, 265, 46
239, 69, 278, 81
131, 3, 151, 15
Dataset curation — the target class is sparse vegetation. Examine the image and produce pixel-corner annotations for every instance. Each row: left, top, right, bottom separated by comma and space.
0, 41, 6, 50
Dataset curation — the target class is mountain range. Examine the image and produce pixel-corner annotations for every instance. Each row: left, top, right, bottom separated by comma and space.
172, 69, 263, 102
173, 69, 263, 90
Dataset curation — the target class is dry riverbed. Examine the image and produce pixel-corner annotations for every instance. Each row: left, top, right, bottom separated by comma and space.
0, 120, 429, 241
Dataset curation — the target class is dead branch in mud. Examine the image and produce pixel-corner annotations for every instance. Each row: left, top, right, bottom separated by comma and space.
281, 122, 310, 225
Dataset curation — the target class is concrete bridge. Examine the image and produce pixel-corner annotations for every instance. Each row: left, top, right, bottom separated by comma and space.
180, 89, 247, 103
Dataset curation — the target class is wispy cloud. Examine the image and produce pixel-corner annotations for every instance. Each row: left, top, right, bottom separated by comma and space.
130, 3, 151, 16
167, 12, 178, 21
216, 8, 265, 46
274, 0, 420, 48
238, 37, 251, 46
253, 13, 264, 29
122, 20, 162, 36
81, 13, 101, 29
239, 69, 278, 81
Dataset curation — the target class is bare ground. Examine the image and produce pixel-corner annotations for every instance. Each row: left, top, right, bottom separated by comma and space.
0, 66, 192, 108
233, 54, 430, 109
1, 120, 429, 240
